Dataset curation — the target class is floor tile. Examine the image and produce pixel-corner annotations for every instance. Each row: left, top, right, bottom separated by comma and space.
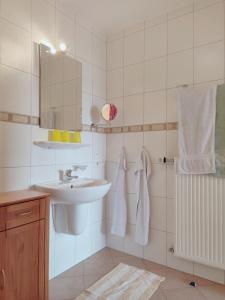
164, 287, 207, 300
49, 276, 84, 300
198, 285, 225, 300
49, 247, 225, 300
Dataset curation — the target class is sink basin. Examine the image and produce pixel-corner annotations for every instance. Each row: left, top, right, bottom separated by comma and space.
34, 178, 111, 204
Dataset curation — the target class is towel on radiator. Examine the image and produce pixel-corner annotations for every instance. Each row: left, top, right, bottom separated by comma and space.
214, 84, 225, 177
135, 147, 151, 246
177, 86, 217, 174
111, 147, 127, 237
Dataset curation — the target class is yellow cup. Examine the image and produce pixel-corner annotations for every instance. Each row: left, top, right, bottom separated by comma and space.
48, 130, 53, 141
52, 129, 61, 142
61, 131, 70, 143
71, 131, 81, 143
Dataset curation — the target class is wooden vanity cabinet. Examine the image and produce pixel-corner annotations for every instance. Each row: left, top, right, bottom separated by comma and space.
0, 191, 50, 300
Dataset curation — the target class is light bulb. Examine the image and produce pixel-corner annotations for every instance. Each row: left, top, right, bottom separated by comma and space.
50, 47, 57, 54
59, 43, 67, 52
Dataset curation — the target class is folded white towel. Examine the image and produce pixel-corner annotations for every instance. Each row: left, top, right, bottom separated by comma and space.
177, 86, 217, 174
135, 147, 151, 246
111, 147, 127, 237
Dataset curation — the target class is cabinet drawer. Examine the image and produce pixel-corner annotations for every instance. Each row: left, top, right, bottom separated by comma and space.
5, 200, 40, 229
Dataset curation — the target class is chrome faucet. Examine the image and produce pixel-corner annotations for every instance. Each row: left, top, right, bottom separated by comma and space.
58, 165, 87, 183
59, 169, 78, 183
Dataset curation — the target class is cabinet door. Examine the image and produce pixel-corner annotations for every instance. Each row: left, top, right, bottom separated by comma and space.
4, 221, 42, 300
0, 231, 6, 300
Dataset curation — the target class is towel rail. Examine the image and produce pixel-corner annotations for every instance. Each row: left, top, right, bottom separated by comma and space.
159, 157, 174, 164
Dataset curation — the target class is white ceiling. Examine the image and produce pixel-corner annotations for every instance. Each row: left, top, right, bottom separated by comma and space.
57, 0, 193, 34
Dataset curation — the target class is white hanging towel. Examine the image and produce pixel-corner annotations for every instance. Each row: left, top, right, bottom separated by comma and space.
111, 147, 127, 237
135, 147, 151, 246
177, 86, 217, 174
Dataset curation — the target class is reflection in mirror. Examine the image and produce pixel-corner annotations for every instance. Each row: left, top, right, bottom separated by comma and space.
39, 44, 82, 131
101, 104, 118, 121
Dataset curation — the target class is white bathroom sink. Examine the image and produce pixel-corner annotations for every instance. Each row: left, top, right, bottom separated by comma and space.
34, 178, 111, 204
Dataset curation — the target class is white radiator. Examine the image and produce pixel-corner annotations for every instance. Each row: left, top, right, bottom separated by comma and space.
175, 174, 225, 270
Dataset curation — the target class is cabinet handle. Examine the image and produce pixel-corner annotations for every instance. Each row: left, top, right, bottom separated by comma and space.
0, 269, 5, 290
17, 210, 32, 217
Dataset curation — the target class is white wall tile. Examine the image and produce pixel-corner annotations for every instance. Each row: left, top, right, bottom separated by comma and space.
0, 167, 30, 192
82, 93, 93, 125
107, 68, 123, 99
0, 65, 31, 115
93, 66, 106, 98
144, 57, 167, 92
32, 0, 55, 45
167, 49, 194, 88
82, 61, 92, 94
124, 94, 143, 126
31, 165, 55, 184
168, 13, 193, 53
167, 130, 178, 159
150, 197, 167, 231
166, 197, 176, 233
144, 90, 166, 124
143, 229, 167, 265
91, 220, 106, 253
124, 30, 144, 66
145, 23, 167, 60
195, 2, 224, 46
150, 164, 167, 198
167, 88, 178, 122
124, 63, 144, 96
195, 41, 224, 83
76, 24, 92, 62
107, 38, 123, 70
1, 0, 31, 31
89, 199, 105, 223
93, 35, 106, 69
0, 19, 31, 72
54, 233, 77, 276
144, 131, 166, 164
31, 126, 55, 166
76, 225, 93, 263
56, 10, 75, 56
167, 165, 176, 199
194, 0, 222, 10
0, 122, 31, 167
168, 4, 193, 20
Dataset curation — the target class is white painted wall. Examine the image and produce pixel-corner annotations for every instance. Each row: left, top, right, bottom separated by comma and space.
106, 0, 225, 284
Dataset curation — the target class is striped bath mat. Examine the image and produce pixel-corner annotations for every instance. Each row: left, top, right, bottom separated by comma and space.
75, 263, 165, 299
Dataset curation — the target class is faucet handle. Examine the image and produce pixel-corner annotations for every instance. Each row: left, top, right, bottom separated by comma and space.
72, 165, 87, 171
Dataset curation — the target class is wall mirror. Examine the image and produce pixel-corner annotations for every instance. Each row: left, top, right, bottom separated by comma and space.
39, 44, 82, 131
101, 103, 118, 121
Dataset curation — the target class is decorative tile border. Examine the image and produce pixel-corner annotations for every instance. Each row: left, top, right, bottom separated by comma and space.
0, 111, 178, 133
0, 111, 40, 125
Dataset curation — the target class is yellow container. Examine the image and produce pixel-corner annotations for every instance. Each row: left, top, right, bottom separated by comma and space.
61, 131, 70, 143
71, 131, 81, 143
48, 130, 53, 141
52, 129, 61, 142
